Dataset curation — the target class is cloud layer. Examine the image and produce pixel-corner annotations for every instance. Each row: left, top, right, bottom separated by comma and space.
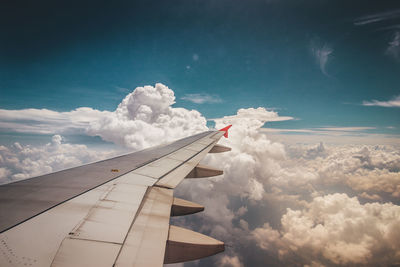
0, 135, 115, 184
1, 84, 399, 266
252, 193, 400, 266
173, 106, 400, 266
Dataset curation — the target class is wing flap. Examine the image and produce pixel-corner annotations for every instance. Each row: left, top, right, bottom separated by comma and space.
51, 238, 120, 267
68, 183, 147, 243
114, 187, 173, 267
171, 197, 204, 216
185, 164, 223, 178
164, 225, 224, 264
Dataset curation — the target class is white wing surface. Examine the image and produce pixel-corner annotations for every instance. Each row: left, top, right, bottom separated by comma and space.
0, 127, 232, 267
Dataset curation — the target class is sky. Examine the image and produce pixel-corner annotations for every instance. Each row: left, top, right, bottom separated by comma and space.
1, 0, 400, 134
1, 1, 400, 267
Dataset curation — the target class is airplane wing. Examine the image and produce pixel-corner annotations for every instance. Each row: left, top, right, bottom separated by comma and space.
0, 126, 232, 267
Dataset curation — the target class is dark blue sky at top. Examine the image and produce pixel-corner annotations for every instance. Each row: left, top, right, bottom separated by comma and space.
0, 0, 399, 132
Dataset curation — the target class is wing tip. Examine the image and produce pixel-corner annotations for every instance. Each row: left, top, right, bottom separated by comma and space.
218, 125, 232, 138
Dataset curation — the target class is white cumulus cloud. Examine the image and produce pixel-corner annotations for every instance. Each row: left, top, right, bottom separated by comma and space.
87, 84, 208, 149
0, 83, 208, 149
252, 193, 400, 266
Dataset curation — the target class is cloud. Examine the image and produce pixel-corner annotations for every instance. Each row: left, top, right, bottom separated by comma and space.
88, 84, 207, 149
0, 107, 110, 134
218, 255, 243, 267
363, 95, 400, 108
359, 192, 382, 201
0, 135, 116, 184
173, 107, 400, 266
252, 193, 400, 266
354, 9, 400, 26
213, 107, 293, 126
262, 126, 400, 146
0, 83, 208, 149
316, 127, 376, 132
281, 143, 400, 198
181, 93, 222, 104
386, 31, 400, 60
264, 130, 400, 146
2, 84, 400, 266
262, 126, 376, 135
310, 41, 333, 76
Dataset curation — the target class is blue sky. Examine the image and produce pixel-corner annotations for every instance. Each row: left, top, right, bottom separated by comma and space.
1, 2, 400, 266
0, 0, 400, 142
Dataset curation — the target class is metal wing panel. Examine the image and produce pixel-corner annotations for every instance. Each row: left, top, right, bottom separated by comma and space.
0, 131, 213, 233
68, 183, 148, 244
0, 130, 227, 267
0, 182, 112, 267
133, 157, 183, 178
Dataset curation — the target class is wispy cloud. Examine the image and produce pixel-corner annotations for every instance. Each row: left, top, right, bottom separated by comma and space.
212, 107, 293, 125
181, 93, 222, 104
354, 9, 400, 26
262, 126, 376, 136
363, 95, 400, 107
310, 41, 333, 76
316, 127, 376, 132
261, 127, 400, 145
386, 31, 400, 60
376, 24, 400, 31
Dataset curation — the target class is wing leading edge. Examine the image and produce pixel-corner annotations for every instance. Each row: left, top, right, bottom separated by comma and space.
0, 127, 232, 267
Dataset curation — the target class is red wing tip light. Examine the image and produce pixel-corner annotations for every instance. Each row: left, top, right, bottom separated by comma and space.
218, 125, 232, 138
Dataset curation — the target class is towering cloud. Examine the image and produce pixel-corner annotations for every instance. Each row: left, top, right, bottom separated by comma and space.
0, 83, 208, 149
87, 83, 208, 148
